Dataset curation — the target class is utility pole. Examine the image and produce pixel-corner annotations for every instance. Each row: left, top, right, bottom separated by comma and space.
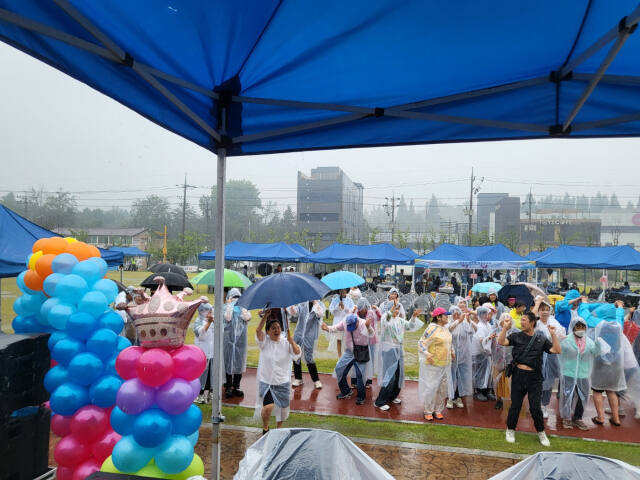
22, 191, 28, 217
383, 192, 401, 244
177, 174, 196, 244
465, 168, 483, 245
526, 187, 533, 253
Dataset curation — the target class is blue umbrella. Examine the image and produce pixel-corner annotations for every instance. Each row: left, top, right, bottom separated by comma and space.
321, 271, 365, 291
235, 272, 331, 310
470, 282, 502, 294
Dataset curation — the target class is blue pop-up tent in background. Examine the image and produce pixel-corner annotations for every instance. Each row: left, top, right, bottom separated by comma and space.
1, 2, 639, 478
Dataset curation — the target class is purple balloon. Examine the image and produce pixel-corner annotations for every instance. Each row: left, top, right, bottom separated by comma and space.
189, 378, 201, 397
116, 378, 155, 415
156, 378, 196, 415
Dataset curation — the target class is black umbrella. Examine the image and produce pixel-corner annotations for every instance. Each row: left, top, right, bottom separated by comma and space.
113, 280, 127, 293
141, 272, 193, 292
498, 284, 534, 309
149, 263, 188, 278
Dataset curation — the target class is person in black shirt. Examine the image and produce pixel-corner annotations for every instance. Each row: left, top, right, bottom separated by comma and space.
498, 311, 561, 447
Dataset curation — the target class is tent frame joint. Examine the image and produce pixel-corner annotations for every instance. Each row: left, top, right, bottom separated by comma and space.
549, 70, 573, 83
618, 15, 638, 34
373, 107, 385, 117
549, 124, 571, 136
121, 52, 134, 68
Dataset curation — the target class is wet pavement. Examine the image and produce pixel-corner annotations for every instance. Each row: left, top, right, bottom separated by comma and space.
225, 368, 640, 443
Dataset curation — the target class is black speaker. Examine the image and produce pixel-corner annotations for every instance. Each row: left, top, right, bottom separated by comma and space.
0, 406, 50, 480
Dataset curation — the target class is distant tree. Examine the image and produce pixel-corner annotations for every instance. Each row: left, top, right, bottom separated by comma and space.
609, 193, 621, 208
626, 201, 635, 209
130, 195, 171, 232
368, 226, 381, 244
42, 191, 77, 230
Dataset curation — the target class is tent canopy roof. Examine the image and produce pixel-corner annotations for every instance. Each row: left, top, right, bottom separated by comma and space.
108, 246, 150, 257
199, 241, 307, 263
306, 242, 414, 265
534, 245, 640, 270
416, 243, 530, 269
0, 2, 639, 157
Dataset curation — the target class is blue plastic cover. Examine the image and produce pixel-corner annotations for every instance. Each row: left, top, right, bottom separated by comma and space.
305, 243, 414, 265
199, 241, 307, 262
108, 246, 150, 257
535, 245, 640, 270
416, 243, 530, 269
0, 205, 123, 277
0, 1, 639, 156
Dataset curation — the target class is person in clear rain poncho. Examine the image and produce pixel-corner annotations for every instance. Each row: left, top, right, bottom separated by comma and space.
445, 303, 476, 409
472, 306, 495, 401
532, 296, 566, 419
374, 300, 423, 411
419, 308, 454, 421
491, 313, 519, 410
380, 287, 406, 318
193, 303, 214, 403
353, 298, 381, 388
328, 289, 355, 357
223, 288, 252, 398
554, 289, 585, 331
487, 288, 506, 318
591, 320, 627, 426
559, 317, 608, 430
291, 300, 326, 389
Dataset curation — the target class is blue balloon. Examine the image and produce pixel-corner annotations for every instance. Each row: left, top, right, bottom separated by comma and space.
68, 352, 104, 386
98, 310, 124, 335
90, 375, 123, 407
19, 292, 46, 314
86, 328, 118, 359
92, 279, 119, 304
111, 407, 136, 436
155, 435, 194, 474
171, 404, 202, 436
117, 336, 132, 351
48, 302, 76, 330
66, 312, 99, 340
78, 291, 108, 318
47, 330, 67, 350
133, 408, 172, 448
39, 297, 61, 325
44, 365, 69, 393
51, 253, 79, 274
87, 257, 108, 279
72, 260, 102, 285
16, 270, 38, 295
43, 273, 65, 297
187, 431, 199, 447
49, 383, 89, 416
55, 274, 89, 304
112, 435, 155, 473
13, 297, 28, 317
52, 338, 85, 366
12, 315, 40, 334
104, 353, 118, 376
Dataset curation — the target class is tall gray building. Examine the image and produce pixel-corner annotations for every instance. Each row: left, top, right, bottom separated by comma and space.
477, 192, 521, 241
297, 167, 364, 249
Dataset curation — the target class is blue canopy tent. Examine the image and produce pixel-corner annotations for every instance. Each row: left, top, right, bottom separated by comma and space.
1, 2, 639, 477
198, 240, 307, 262
108, 246, 150, 257
289, 243, 313, 256
535, 245, 640, 270
306, 242, 414, 265
399, 248, 419, 260
416, 243, 531, 269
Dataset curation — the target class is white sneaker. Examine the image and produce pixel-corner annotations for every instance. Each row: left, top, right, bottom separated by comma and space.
446, 400, 454, 409
314, 380, 323, 389
541, 406, 549, 419
378, 404, 390, 411
392, 398, 402, 404
505, 429, 515, 443
195, 394, 204, 403
454, 398, 464, 408
538, 431, 551, 447
291, 379, 303, 387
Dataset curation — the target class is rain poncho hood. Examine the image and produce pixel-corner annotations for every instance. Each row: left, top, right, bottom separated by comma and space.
227, 287, 242, 301
565, 290, 581, 302
356, 298, 371, 312
554, 289, 581, 330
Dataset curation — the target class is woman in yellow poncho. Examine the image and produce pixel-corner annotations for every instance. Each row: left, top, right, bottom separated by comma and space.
418, 307, 455, 421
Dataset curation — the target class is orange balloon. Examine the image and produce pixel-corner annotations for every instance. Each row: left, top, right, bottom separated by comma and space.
66, 241, 92, 261
42, 237, 68, 255
87, 245, 101, 258
32, 238, 49, 254
24, 269, 44, 291
35, 254, 56, 279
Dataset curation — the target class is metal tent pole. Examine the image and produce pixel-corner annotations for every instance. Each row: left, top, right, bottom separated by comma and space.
211, 144, 226, 480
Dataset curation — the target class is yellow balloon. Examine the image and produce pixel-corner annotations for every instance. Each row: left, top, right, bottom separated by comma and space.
28, 250, 43, 270
64, 237, 77, 244
167, 454, 205, 480
135, 463, 166, 478
101, 456, 120, 474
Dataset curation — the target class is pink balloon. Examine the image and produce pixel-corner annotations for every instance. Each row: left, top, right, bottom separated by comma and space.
71, 459, 101, 480
70, 405, 109, 442
54, 434, 90, 468
91, 428, 121, 463
56, 466, 74, 480
136, 348, 174, 387
115, 346, 145, 380
171, 345, 206, 380
51, 414, 72, 437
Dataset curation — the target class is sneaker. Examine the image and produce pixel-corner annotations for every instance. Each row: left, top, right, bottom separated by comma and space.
314, 380, 323, 389
336, 392, 352, 400
572, 419, 589, 430
538, 431, 550, 447
434, 412, 444, 420
392, 398, 402, 404
291, 379, 303, 387
474, 393, 488, 402
356, 399, 365, 405
446, 400, 454, 409
365, 379, 373, 389
232, 389, 244, 397
562, 419, 573, 429
378, 404, 390, 411
204, 391, 211, 403
224, 388, 233, 399
505, 429, 515, 443
195, 394, 204, 403
454, 398, 464, 408
542, 406, 549, 419
487, 392, 497, 401
495, 399, 503, 410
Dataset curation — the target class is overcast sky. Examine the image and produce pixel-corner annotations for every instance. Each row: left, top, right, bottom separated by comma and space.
1, 42, 639, 213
